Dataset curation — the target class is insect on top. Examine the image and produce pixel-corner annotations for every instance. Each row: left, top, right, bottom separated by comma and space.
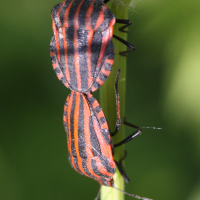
50, 0, 116, 93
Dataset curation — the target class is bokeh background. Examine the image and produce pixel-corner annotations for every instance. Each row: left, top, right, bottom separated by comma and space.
1, 0, 200, 199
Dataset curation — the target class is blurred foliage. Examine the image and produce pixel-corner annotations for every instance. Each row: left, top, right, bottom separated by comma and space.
0, 0, 200, 199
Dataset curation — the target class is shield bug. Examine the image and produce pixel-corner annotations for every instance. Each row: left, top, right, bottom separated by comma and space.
50, 0, 135, 93
63, 70, 151, 200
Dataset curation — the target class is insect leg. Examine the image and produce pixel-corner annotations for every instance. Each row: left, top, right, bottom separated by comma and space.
104, 0, 110, 4
114, 150, 130, 183
113, 35, 135, 56
113, 19, 135, 56
111, 69, 121, 136
114, 118, 142, 147
116, 19, 132, 33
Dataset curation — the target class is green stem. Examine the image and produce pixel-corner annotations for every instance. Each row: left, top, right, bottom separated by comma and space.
100, 1, 131, 200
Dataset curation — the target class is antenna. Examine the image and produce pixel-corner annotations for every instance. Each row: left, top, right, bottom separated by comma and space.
112, 185, 153, 200
94, 185, 102, 200
142, 126, 162, 130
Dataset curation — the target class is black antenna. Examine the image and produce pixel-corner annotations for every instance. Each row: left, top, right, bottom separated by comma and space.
112, 185, 153, 200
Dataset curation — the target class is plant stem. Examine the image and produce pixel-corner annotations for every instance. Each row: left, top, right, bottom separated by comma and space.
100, 1, 131, 200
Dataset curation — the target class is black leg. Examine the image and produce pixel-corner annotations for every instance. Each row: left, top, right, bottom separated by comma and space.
123, 117, 141, 129
116, 19, 132, 33
115, 151, 130, 183
113, 35, 135, 56
104, 0, 110, 4
111, 69, 121, 136
114, 118, 142, 147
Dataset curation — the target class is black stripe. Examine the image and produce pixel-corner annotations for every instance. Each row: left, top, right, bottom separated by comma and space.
59, 0, 73, 26
95, 106, 101, 113
99, 155, 115, 174
88, 96, 95, 104
67, 93, 84, 175
54, 67, 61, 75
63, 122, 67, 129
95, 178, 111, 186
77, 29, 89, 91
68, 0, 81, 27
91, 0, 104, 30
63, 110, 67, 117
78, 0, 91, 29
63, 109, 67, 130
99, 73, 107, 82
105, 38, 114, 59
64, 99, 68, 107
91, 158, 112, 179
104, 62, 112, 71
70, 92, 77, 157
51, 3, 63, 30
73, 156, 84, 175
82, 158, 96, 179
93, 81, 101, 89
78, 94, 87, 158
50, 36, 56, 53
102, 179, 111, 186
94, 178, 104, 185
67, 92, 72, 101
101, 129, 111, 145
91, 31, 102, 75
68, 154, 73, 168
51, 55, 57, 65
57, 28, 66, 76
66, 27, 78, 89
65, 0, 81, 91
64, 94, 71, 131
60, 76, 67, 84
99, 117, 106, 124
89, 116, 101, 157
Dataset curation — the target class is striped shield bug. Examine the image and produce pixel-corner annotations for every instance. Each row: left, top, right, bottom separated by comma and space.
63, 70, 152, 200
50, 0, 135, 93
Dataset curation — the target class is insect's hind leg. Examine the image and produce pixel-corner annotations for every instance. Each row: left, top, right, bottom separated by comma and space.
114, 19, 135, 56
113, 35, 135, 56
111, 69, 121, 136
114, 118, 142, 147
114, 150, 130, 183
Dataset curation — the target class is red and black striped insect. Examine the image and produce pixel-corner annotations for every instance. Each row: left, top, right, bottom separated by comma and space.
50, 0, 135, 93
63, 70, 151, 200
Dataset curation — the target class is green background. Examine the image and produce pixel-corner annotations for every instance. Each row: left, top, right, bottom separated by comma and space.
1, 0, 200, 199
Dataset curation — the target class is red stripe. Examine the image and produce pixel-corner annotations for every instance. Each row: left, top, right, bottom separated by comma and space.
62, 0, 75, 85
74, 92, 93, 177
94, 9, 104, 31
85, 1, 95, 89
92, 117, 113, 161
66, 93, 76, 171
63, 0, 75, 27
